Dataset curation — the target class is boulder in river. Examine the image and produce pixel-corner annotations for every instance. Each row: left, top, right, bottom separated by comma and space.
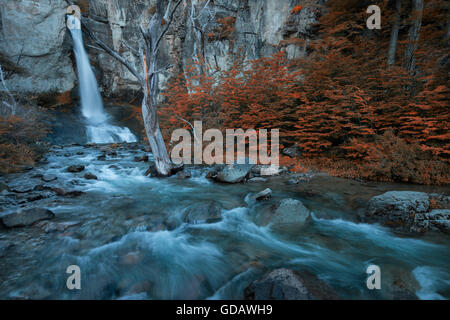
67, 165, 85, 173
412, 209, 450, 234
183, 201, 222, 225
429, 194, 450, 209
253, 198, 311, 229
273, 199, 311, 226
244, 268, 339, 300
133, 155, 149, 162
175, 170, 191, 179
247, 188, 272, 201
41, 175, 57, 183
84, 172, 98, 180
286, 179, 300, 185
164, 201, 222, 230
0, 208, 55, 228
364, 191, 450, 234
215, 163, 254, 183
205, 169, 218, 180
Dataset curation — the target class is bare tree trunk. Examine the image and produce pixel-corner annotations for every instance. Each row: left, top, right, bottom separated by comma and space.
404, 0, 424, 75
387, 0, 402, 66
0, 65, 17, 116
139, 0, 183, 176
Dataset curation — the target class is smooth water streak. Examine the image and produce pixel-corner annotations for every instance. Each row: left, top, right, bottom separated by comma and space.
68, 16, 137, 144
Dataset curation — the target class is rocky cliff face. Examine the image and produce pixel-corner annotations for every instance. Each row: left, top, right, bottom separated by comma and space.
0, 0, 321, 98
0, 0, 76, 94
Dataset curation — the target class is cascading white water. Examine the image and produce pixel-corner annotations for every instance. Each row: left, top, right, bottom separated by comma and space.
68, 16, 137, 144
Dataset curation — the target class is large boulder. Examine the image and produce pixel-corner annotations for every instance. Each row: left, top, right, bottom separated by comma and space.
253, 198, 311, 229
84, 172, 98, 180
244, 268, 338, 300
0, 208, 55, 228
364, 191, 450, 234
164, 201, 222, 230
183, 201, 222, 225
215, 163, 254, 183
67, 165, 85, 173
364, 191, 429, 229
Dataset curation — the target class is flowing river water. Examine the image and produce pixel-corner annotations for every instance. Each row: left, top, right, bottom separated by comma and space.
0, 143, 449, 300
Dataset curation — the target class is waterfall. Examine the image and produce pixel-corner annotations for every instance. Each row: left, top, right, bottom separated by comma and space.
68, 16, 137, 144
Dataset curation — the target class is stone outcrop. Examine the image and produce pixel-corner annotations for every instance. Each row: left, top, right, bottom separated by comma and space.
0, 0, 76, 93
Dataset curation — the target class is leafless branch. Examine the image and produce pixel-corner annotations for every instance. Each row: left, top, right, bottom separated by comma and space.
154, 64, 173, 75
153, 0, 183, 55
121, 40, 140, 56
80, 19, 144, 85
87, 44, 106, 52
175, 114, 200, 144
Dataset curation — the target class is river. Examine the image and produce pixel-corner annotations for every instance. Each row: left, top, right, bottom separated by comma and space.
0, 142, 449, 300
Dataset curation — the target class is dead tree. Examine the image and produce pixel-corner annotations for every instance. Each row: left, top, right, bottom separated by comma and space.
404, 0, 424, 75
0, 64, 17, 116
188, 0, 214, 71
74, 0, 183, 176
387, 0, 402, 66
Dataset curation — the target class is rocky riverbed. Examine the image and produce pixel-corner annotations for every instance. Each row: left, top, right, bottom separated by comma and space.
0, 142, 449, 300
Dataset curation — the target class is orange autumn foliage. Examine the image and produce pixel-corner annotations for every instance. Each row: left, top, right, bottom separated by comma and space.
291, 5, 303, 15
160, 52, 301, 143
208, 16, 236, 41
0, 101, 49, 173
158, 0, 448, 185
